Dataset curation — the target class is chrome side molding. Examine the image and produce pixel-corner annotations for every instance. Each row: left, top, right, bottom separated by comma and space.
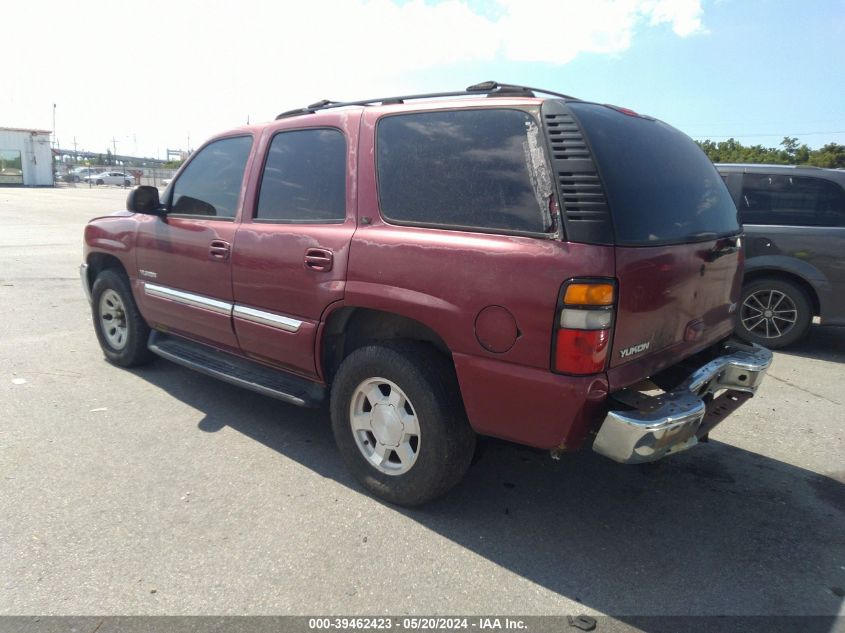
142, 282, 303, 333
233, 305, 302, 333
144, 283, 232, 316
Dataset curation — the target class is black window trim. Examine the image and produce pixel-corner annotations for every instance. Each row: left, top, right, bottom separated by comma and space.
250, 125, 349, 225
374, 105, 562, 240
165, 133, 255, 222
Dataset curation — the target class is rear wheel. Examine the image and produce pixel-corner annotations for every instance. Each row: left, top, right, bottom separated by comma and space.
96, 179, 104, 185
330, 342, 475, 506
737, 277, 811, 348
91, 269, 154, 367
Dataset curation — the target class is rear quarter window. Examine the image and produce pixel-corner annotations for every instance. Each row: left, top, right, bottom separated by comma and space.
376, 108, 553, 234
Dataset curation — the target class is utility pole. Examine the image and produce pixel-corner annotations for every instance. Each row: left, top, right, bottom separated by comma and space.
111, 137, 119, 165
52, 103, 56, 149
72, 137, 78, 158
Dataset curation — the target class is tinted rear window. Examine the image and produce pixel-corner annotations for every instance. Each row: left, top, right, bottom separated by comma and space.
569, 102, 740, 245
377, 109, 553, 233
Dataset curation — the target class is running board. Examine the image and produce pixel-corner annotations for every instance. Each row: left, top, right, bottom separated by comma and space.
148, 331, 325, 407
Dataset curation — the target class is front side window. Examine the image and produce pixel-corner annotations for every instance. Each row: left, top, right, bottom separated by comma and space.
740, 173, 845, 227
170, 136, 253, 218
377, 109, 553, 233
256, 128, 346, 222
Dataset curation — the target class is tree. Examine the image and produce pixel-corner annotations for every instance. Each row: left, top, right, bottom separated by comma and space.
807, 143, 845, 169
780, 136, 799, 158
696, 138, 845, 168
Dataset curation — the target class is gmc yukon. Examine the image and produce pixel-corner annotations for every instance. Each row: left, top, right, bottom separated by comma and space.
81, 82, 772, 505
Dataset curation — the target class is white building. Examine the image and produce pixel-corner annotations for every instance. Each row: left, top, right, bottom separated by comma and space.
0, 127, 53, 186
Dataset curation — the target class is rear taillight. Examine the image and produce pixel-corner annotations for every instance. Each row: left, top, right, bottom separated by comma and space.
552, 280, 615, 375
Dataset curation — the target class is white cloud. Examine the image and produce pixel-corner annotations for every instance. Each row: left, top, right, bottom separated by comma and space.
496, 0, 705, 63
2, 0, 704, 157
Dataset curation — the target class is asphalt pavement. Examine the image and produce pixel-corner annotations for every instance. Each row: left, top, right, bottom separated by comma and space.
0, 187, 843, 622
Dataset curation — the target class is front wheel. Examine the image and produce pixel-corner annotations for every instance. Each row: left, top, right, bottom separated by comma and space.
124, 179, 131, 187
330, 342, 475, 506
736, 277, 812, 348
91, 269, 154, 367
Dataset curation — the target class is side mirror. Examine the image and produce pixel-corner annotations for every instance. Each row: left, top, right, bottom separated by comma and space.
126, 185, 163, 214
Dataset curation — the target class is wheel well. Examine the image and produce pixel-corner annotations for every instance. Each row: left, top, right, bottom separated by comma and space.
322, 308, 452, 383
86, 253, 128, 291
743, 269, 820, 316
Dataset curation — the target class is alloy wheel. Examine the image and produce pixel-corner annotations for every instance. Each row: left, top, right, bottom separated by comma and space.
740, 289, 798, 340
99, 289, 128, 350
349, 377, 420, 476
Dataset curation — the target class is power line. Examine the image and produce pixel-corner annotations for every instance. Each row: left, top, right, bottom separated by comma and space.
694, 130, 845, 139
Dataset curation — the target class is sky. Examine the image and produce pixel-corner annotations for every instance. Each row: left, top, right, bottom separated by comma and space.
3, 0, 844, 160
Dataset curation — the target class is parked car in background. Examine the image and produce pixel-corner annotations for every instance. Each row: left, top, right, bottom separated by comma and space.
717, 164, 845, 348
80, 82, 772, 505
84, 171, 133, 186
62, 167, 100, 183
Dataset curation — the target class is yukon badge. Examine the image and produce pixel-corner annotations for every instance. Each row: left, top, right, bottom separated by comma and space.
620, 341, 650, 358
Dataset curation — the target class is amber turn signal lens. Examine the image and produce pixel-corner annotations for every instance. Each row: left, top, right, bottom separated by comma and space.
564, 283, 614, 306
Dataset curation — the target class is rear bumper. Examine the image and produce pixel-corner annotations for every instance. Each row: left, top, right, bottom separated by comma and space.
593, 340, 773, 464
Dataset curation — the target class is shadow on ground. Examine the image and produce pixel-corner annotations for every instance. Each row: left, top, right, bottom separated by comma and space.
130, 360, 844, 626
778, 324, 845, 364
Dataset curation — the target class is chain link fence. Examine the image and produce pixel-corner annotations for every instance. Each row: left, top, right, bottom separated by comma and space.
55, 164, 178, 188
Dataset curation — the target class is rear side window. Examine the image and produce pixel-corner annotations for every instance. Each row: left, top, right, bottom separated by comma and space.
377, 109, 553, 233
740, 173, 845, 227
256, 128, 346, 222
171, 136, 253, 218
568, 102, 740, 245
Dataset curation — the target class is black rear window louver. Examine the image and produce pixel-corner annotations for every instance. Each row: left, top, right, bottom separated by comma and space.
542, 102, 614, 245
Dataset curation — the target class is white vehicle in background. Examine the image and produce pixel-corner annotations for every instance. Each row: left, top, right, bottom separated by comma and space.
64, 167, 100, 183
84, 171, 133, 186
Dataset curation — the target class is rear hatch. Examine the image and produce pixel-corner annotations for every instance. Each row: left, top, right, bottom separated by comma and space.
543, 100, 742, 390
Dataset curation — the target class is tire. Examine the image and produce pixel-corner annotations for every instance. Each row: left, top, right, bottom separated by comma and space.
90, 269, 154, 367
330, 341, 476, 506
73, 175, 80, 183
736, 277, 812, 348
96, 179, 104, 185
124, 180, 131, 187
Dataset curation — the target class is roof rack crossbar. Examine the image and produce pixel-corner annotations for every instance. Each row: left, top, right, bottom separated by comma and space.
275, 81, 579, 120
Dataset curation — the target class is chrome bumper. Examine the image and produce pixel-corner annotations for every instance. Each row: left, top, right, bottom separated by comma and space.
80, 263, 91, 304
593, 341, 773, 464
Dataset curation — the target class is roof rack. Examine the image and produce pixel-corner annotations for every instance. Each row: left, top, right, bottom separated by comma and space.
275, 81, 579, 120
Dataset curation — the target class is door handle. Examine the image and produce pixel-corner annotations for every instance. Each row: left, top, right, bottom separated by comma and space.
304, 248, 333, 272
209, 240, 230, 261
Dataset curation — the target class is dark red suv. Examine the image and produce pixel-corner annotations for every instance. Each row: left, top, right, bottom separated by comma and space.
81, 82, 772, 505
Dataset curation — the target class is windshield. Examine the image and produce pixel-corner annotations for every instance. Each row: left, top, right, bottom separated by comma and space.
569, 102, 740, 246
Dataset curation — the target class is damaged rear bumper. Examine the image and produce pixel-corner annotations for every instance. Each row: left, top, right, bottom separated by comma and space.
592, 340, 773, 464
